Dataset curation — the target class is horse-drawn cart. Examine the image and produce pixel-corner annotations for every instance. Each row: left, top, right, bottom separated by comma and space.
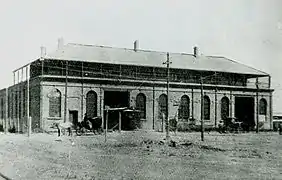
104, 107, 141, 131
75, 107, 141, 136
75, 116, 103, 136
218, 117, 243, 133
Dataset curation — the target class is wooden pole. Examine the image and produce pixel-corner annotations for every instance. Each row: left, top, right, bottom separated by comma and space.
28, 117, 31, 137
118, 111, 121, 133
269, 76, 273, 129
20, 86, 24, 132
16, 70, 20, 133
192, 88, 194, 120
200, 77, 204, 141
152, 84, 155, 130
64, 61, 68, 123
165, 52, 170, 140
81, 62, 84, 122
256, 77, 259, 133
162, 113, 164, 132
21, 69, 23, 82
17, 89, 20, 133
27, 66, 30, 137
104, 109, 108, 142
152, 68, 155, 130
215, 87, 218, 127
17, 71, 19, 84
100, 88, 103, 128
270, 92, 273, 130
13, 72, 15, 85
230, 91, 233, 117
5, 88, 8, 134
40, 58, 44, 130
17, 71, 20, 133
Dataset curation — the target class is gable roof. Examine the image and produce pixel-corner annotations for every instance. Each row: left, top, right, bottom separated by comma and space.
44, 43, 268, 76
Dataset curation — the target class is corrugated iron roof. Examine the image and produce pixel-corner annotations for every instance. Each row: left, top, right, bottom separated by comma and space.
44, 43, 268, 76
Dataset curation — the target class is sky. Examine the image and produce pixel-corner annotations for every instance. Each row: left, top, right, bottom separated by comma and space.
0, 0, 281, 112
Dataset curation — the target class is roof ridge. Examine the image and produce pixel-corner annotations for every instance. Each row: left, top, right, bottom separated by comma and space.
67, 43, 201, 57
67, 43, 168, 54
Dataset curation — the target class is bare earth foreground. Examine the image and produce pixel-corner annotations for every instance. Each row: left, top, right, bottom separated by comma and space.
0, 130, 281, 180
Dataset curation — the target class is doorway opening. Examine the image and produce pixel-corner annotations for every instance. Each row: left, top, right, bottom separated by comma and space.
235, 96, 255, 131
104, 91, 130, 130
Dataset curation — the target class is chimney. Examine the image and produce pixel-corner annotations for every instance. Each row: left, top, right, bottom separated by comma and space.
58, 37, 64, 50
134, 40, 139, 52
40, 46, 46, 59
193, 46, 199, 57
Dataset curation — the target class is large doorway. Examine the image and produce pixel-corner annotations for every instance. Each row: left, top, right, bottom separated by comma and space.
235, 96, 255, 130
104, 91, 129, 108
104, 91, 130, 130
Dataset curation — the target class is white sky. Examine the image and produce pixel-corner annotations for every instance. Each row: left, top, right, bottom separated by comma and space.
0, 0, 281, 111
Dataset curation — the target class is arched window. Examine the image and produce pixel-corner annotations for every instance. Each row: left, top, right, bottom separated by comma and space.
49, 89, 61, 117
259, 98, 267, 115
203, 95, 210, 120
136, 93, 146, 119
158, 94, 167, 120
221, 97, 229, 120
178, 95, 190, 121
86, 91, 97, 118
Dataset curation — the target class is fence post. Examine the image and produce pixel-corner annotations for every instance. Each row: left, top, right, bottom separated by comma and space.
28, 116, 31, 137
119, 111, 121, 133
17, 117, 20, 134
104, 109, 108, 143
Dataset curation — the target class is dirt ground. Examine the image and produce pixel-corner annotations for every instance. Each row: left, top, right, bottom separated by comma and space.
0, 130, 282, 180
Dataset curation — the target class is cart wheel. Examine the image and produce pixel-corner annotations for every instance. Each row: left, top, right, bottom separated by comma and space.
92, 129, 96, 135
99, 128, 104, 134
76, 128, 83, 136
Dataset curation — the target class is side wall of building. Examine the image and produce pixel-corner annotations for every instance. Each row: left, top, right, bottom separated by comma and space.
0, 89, 7, 131
0, 78, 41, 133
30, 79, 41, 131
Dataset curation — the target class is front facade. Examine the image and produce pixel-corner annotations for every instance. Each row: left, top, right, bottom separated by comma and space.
0, 42, 274, 132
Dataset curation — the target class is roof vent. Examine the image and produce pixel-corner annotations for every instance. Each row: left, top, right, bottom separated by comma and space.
40, 46, 46, 60
134, 40, 139, 52
58, 37, 64, 50
193, 46, 199, 57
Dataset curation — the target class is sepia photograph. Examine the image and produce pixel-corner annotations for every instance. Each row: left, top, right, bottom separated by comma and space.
0, 0, 281, 179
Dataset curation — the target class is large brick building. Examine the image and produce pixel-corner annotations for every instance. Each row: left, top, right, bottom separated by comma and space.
0, 40, 274, 132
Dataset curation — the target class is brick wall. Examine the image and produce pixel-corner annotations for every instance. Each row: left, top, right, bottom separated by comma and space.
0, 79, 272, 132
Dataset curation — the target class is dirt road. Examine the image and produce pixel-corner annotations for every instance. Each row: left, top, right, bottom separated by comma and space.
0, 131, 281, 179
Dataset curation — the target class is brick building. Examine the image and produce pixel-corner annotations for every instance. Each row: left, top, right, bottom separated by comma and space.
0, 40, 274, 132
